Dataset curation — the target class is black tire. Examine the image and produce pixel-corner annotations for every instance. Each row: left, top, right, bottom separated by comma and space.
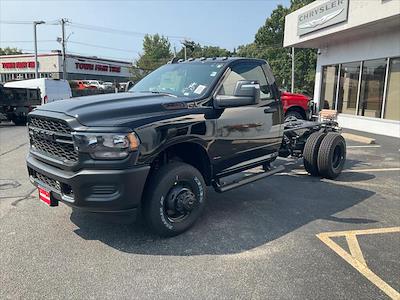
13, 117, 27, 126
317, 133, 346, 179
142, 162, 206, 237
285, 110, 304, 121
303, 132, 326, 176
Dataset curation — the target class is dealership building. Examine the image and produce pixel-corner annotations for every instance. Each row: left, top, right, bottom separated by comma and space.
284, 0, 400, 137
0, 51, 132, 83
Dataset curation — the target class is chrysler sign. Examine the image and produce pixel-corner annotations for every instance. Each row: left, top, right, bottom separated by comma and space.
297, 0, 349, 36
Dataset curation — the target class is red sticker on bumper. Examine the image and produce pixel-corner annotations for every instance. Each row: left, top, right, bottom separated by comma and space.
38, 187, 57, 206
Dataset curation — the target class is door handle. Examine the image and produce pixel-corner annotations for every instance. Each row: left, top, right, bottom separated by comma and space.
264, 106, 277, 113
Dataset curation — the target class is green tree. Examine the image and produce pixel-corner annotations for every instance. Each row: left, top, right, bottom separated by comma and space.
130, 34, 173, 82
176, 42, 231, 59
237, 0, 316, 95
0, 47, 22, 55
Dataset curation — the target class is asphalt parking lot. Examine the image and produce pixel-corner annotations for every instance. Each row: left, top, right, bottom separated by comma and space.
1, 123, 399, 299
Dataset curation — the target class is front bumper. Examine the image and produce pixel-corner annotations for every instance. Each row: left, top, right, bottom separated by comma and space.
27, 154, 150, 214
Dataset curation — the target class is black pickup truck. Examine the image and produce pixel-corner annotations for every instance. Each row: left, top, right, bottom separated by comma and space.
26, 57, 346, 236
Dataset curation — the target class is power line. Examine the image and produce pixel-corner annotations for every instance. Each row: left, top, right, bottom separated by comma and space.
0, 40, 56, 43
1, 19, 187, 40
0, 20, 32, 25
0, 20, 60, 25
0, 19, 221, 47
0, 40, 141, 54
67, 21, 186, 40
68, 41, 141, 54
11, 48, 135, 62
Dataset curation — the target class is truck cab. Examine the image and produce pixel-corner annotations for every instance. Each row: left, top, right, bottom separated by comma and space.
26, 57, 345, 236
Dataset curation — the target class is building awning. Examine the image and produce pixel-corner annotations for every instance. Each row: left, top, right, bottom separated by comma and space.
284, 0, 400, 49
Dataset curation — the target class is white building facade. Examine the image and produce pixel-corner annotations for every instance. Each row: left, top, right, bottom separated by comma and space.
0, 51, 132, 83
284, 0, 400, 137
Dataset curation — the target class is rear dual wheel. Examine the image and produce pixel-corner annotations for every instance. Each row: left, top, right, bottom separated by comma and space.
303, 132, 346, 179
317, 133, 346, 179
303, 132, 325, 176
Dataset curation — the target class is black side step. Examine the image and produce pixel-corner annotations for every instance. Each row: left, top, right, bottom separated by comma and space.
213, 165, 285, 193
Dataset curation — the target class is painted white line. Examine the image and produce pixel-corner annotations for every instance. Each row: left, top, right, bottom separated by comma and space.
347, 145, 381, 148
342, 133, 376, 144
344, 168, 400, 173
275, 167, 400, 177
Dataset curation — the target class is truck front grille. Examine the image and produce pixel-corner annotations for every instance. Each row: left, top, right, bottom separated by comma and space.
35, 172, 61, 191
29, 168, 74, 198
28, 116, 79, 165
29, 117, 71, 134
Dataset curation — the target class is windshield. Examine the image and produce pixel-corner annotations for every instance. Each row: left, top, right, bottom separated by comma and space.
130, 62, 226, 98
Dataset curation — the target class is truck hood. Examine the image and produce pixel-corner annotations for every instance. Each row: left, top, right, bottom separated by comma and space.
35, 92, 190, 128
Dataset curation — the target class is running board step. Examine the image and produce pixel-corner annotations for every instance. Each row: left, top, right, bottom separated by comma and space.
213, 165, 285, 193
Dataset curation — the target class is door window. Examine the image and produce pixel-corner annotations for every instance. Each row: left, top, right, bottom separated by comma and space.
218, 64, 273, 100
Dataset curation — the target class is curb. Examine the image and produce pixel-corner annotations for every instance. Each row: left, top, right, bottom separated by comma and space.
342, 133, 376, 144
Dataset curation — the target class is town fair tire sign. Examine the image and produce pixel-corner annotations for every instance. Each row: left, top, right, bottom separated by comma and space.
297, 0, 349, 36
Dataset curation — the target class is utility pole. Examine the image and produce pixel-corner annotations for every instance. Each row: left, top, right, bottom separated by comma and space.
291, 47, 295, 93
61, 18, 67, 80
33, 21, 45, 79
181, 39, 193, 60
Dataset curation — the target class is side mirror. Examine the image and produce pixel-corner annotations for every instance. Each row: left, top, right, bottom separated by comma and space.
215, 80, 260, 108
125, 81, 134, 92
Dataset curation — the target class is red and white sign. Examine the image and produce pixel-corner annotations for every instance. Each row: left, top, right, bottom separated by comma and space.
38, 187, 57, 206
75, 62, 121, 73
2, 61, 36, 69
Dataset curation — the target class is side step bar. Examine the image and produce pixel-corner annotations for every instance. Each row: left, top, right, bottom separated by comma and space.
213, 165, 285, 193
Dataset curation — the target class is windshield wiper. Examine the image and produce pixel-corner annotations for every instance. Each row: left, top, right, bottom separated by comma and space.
137, 91, 178, 98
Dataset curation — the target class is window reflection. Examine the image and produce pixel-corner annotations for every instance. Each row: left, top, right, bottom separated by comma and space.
320, 65, 338, 110
337, 62, 360, 115
358, 59, 387, 118
384, 58, 400, 121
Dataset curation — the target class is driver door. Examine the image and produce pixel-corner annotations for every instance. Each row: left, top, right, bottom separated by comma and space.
209, 62, 283, 175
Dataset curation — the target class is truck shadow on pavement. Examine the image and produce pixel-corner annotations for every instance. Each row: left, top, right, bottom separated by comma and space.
70, 164, 377, 256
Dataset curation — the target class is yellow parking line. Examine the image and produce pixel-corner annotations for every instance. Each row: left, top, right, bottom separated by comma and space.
319, 226, 400, 237
346, 234, 367, 266
317, 227, 400, 299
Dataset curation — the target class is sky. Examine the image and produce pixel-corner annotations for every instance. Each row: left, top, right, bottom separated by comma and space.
0, 0, 290, 62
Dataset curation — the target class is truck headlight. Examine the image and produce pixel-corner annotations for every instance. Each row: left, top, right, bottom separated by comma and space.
72, 132, 140, 159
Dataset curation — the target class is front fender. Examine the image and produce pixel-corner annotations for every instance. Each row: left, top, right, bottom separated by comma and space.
134, 110, 216, 165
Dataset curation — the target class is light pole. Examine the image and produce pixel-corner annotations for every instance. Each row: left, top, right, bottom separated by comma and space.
33, 21, 45, 79
291, 47, 295, 93
60, 18, 67, 80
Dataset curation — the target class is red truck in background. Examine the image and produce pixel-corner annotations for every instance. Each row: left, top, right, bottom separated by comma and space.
281, 91, 312, 121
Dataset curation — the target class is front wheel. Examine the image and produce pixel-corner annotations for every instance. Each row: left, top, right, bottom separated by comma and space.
13, 116, 27, 126
285, 110, 304, 121
142, 162, 206, 237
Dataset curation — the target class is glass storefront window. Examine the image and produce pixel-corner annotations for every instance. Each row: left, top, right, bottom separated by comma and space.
320, 65, 339, 110
337, 62, 360, 115
358, 59, 387, 118
384, 57, 400, 121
